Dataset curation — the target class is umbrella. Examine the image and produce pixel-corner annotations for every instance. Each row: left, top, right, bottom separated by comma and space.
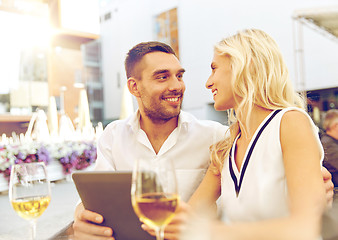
78, 89, 92, 131
47, 96, 58, 138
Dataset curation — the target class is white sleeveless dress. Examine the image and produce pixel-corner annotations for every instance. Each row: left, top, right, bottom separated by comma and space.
220, 107, 324, 223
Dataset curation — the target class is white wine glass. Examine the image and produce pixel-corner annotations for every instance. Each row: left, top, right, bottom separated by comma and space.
131, 158, 180, 240
9, 162, 51, 240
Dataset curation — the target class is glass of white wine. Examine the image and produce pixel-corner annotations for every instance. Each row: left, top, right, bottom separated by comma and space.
9, 162, 51, 240
131, 158, 180, 240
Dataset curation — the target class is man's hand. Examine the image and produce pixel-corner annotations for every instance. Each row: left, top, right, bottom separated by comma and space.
141, 201, 191, 240
322, 166, 334, 208
73, 203, 115, 240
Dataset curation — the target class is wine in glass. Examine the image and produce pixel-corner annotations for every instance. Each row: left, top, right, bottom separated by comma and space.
131, 158, 179, 240
9, 162, 51, 240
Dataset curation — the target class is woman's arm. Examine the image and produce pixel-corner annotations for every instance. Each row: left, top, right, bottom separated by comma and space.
209, 110, 326, 240
188, 165, 222, 213
280, 110, 325, 226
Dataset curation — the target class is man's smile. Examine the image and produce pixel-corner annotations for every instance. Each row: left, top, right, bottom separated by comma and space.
163, 97, 180, 102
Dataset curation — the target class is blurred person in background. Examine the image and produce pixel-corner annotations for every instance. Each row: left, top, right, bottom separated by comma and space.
321, 109, 338, 188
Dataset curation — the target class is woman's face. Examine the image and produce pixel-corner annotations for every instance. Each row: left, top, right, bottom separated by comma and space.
205, 52, 236, 111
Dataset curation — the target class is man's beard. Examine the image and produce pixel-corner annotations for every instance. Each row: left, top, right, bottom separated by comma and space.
143, 101, 182, 124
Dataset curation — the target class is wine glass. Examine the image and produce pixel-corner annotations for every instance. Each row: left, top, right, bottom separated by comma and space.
9, 162, 51, 240
131, 158, 180, 240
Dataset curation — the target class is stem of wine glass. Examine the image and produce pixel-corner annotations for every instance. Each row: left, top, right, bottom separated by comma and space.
155, 226, 165, 240
30, 219, 37, 240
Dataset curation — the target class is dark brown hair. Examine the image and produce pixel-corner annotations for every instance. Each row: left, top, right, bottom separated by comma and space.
125, 41, 176, 79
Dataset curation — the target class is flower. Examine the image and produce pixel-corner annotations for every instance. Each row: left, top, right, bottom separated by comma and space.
48, 141, 97, 175
36, 145, 52, 165
0, 140, 96, 181
73, 142, 97, 170
0, 146, 16, 181
0, 142, 52, 181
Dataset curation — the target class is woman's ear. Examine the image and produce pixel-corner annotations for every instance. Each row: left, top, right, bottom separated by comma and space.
127, 77, 140, 97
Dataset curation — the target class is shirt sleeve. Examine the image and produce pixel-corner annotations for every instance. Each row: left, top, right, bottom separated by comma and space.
214, 122, 228, 143
93, 124, 116, 171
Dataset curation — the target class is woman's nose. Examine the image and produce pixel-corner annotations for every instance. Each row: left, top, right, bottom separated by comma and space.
205, 77, 213, 89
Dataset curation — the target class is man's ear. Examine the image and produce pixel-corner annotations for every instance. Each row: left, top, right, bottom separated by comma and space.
127, 77, 140, 97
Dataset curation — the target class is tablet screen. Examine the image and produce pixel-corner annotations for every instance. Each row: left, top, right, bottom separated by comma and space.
72, 171, 155, 240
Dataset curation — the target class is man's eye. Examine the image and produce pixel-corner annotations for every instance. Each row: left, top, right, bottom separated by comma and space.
177, 74, 183, 80
157, 75, 167, 80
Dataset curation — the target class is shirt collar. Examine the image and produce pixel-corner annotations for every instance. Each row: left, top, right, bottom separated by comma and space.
126, 109, 141, 133
127, 109, 192, 133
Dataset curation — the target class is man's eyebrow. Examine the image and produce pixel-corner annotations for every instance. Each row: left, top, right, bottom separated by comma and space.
152, 68, 186, 76
152, 69, 170, 76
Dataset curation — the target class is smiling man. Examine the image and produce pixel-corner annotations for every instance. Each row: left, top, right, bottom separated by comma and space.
71, 41, 228, 240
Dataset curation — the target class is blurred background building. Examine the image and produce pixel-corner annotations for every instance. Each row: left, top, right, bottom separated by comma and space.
0, 0, 337, 136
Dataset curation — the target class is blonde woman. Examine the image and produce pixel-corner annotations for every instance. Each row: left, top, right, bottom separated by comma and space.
142, 29, 332, 240
187, 28, 326, 240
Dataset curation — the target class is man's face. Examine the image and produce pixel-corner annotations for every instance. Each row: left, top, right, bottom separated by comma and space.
136, 52, 186, 123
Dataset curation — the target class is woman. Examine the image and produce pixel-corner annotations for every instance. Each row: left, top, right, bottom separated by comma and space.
144, 29, 326, 240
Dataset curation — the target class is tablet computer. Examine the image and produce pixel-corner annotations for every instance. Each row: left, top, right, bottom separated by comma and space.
72, 171, 155, 240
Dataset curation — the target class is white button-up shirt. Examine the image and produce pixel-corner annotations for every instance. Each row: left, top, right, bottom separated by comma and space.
94, 110, 227, 201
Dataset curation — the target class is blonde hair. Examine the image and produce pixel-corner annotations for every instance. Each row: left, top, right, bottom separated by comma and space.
323, 109, 338, 131
210, 29, 305, 174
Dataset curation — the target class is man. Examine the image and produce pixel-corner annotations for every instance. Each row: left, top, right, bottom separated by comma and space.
72, 41, 227, 239
321, 109, 338, 187
72, 41, 333, 240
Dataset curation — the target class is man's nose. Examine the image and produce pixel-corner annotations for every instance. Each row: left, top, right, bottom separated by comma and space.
169, 76, 183, 91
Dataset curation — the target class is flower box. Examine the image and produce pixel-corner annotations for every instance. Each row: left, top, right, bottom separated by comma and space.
0, 173, 8, 192
0, 140, 97, 192
46, 160, 66, 182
